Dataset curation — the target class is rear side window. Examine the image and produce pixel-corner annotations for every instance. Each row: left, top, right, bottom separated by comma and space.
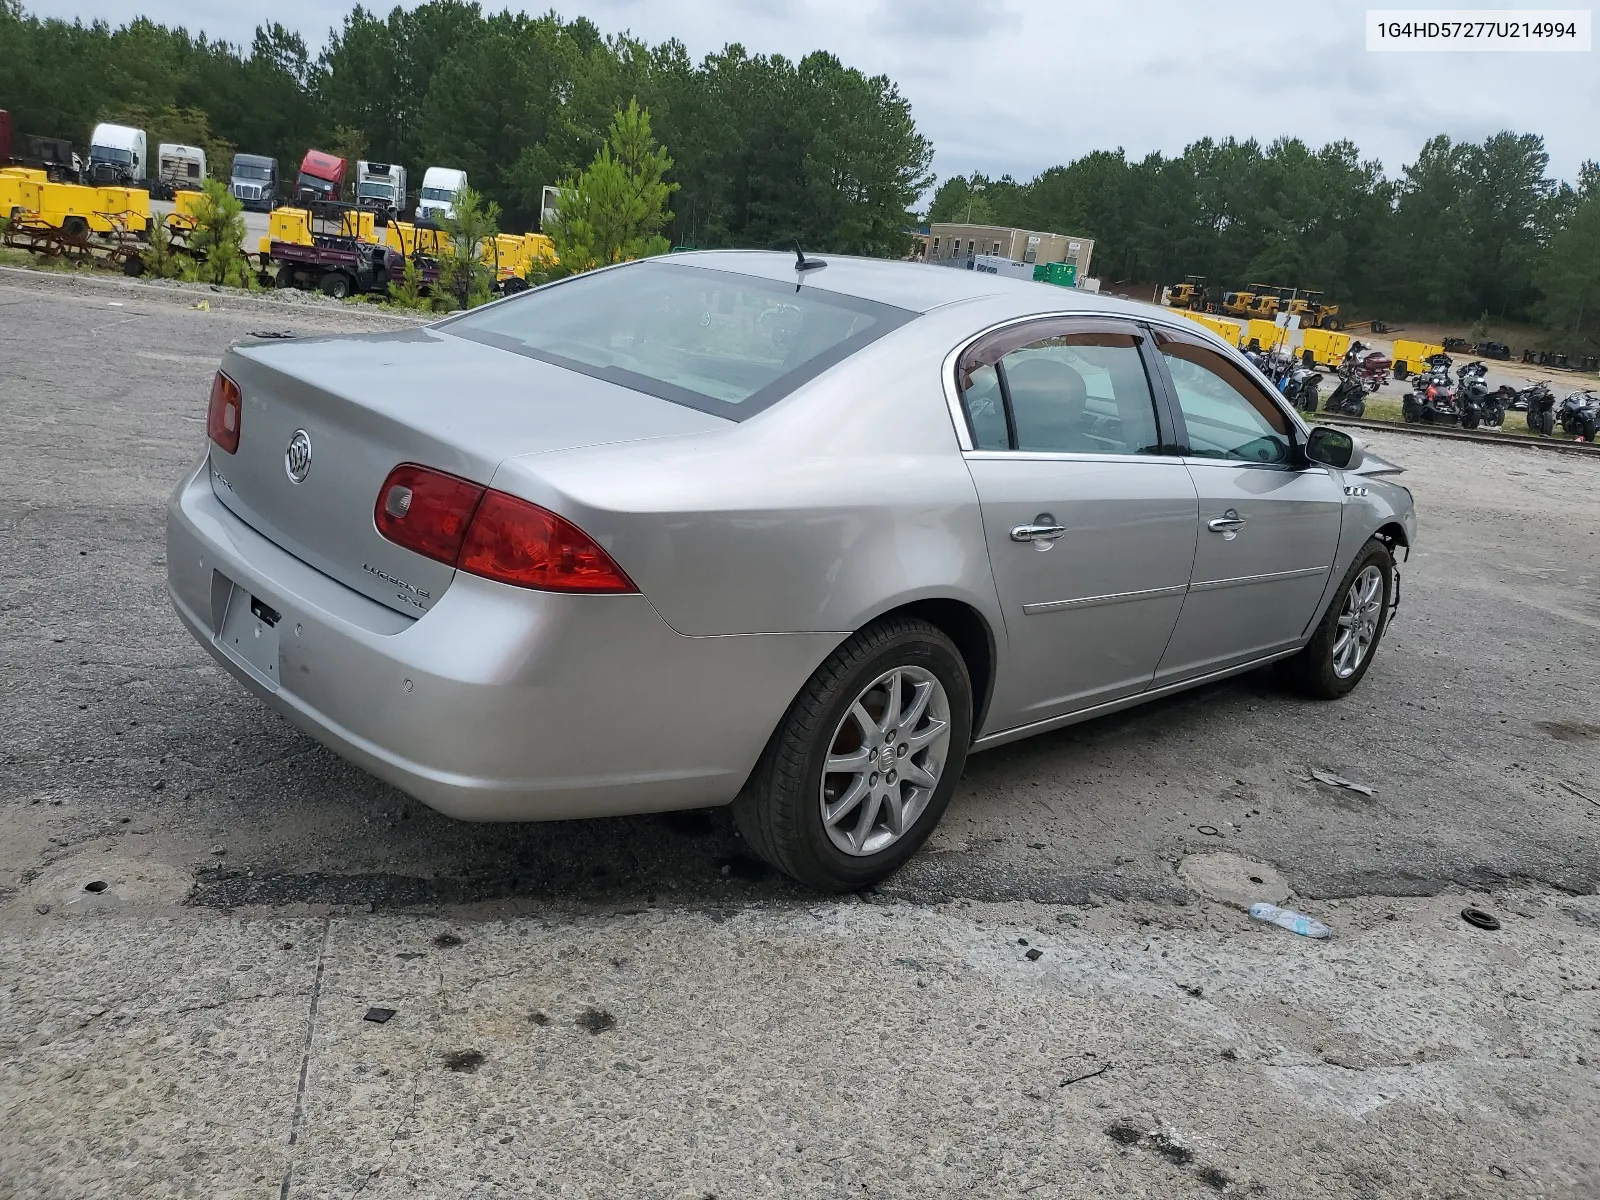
444, 261, 914, 420
956, 320, 1164, 456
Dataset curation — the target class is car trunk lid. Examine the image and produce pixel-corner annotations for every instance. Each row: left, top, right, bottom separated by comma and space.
209, 327, 729, 616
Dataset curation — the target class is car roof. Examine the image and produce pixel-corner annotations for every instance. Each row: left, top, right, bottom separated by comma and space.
664, 249, 1157, 320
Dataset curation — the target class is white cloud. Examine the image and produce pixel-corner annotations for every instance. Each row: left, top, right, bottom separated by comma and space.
25, 0, 1598, 183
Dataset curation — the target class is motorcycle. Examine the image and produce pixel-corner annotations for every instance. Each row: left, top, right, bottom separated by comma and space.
1281, 362, 1322, 412
1401, 353, 1460, 425
1524, 382, 1559, 435
1322, 361, 1377, 417
1557, 388, 1600, 441
1455, 361, 1503, 429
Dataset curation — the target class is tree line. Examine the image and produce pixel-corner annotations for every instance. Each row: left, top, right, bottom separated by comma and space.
930, 134, 1599, 345
2, 1, 1596, 345
0, 0, 931, 256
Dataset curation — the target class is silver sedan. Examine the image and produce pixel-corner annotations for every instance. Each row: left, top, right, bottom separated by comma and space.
167, 250, 1415, 890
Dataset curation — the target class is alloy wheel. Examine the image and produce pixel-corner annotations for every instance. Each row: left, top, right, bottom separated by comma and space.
1332, 564, 1384, 679
819, 666, 951, 857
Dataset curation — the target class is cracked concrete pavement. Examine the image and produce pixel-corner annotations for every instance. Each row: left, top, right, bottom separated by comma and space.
2, 271, 1598, 1197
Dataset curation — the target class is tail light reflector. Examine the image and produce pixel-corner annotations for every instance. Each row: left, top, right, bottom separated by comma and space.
374, 464, 636, 594
207, 371, 242, 454
373, 464, 485, 565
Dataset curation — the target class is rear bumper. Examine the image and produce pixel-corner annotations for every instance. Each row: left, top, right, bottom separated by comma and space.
166, 459, 839, 821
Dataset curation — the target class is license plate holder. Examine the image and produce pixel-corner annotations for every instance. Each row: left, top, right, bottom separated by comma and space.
217, 578, 282, 689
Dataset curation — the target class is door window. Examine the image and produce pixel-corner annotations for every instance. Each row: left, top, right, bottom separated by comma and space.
1157, 334, 1293, 464
957, 322, 1163, 456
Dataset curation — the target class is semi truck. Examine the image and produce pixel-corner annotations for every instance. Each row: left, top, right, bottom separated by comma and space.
355, 160, 407, 220
416, 166, 466, 223
294, 149, 346, 203
152, 143, 206, 201
85, 123, 146, 187
229, 153, 278, 211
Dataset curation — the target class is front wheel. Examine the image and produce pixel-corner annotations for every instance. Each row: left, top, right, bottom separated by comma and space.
319, 272, 352, 299
1283, 539, 1394, 699
732, 618, 973, 892
1539, 411, 1555, 436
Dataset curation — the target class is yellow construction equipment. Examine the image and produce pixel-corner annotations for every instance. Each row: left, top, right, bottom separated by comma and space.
2, 173, 150, 236
1166, 275, 1207, 310
1283, 289, 1344, 330
1390, 339, 1445, 379
1301, 327, 1352, 366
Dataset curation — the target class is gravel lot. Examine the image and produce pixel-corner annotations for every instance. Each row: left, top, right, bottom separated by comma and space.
2, 271, 1598, 1198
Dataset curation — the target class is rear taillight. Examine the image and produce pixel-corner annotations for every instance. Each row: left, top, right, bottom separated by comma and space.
374, 465, 636, 594
458, 491, 636, 593
207, 371, 241, 454
374, 464, 486, 565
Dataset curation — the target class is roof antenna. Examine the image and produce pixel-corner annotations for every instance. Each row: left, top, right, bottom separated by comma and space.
793, 239, 826, 272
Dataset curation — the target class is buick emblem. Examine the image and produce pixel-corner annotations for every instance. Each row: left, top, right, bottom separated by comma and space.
284, 429, 312, 483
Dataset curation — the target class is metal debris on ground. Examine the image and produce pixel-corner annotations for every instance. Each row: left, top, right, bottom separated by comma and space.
1460, 907, 1502, 931
1556, 780, 1600, 807
363, 1007, 397, 1023
1196, 825, 1222, 837
1024, 947, 1044, 961
1059, 1061, 1111, 1087
1248, 902, 1333, 939
1303, 768, 1375, 797
246, 330, 298, 339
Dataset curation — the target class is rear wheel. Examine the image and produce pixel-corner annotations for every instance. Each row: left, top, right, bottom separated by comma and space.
274, 265, 296, 289
1283, 539, 1393, 700
1582, 415, 1598, 442
732, 618, 973, 892
1349, 398, 1365, 418
1538, 410, 1555, 436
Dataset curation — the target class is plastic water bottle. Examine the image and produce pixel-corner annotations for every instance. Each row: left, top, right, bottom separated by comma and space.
1248, 902, 1332, 939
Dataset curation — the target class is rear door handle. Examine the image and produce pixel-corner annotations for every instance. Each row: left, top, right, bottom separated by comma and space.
1207, 509, 1247, 533
1011, 515, 1068, 543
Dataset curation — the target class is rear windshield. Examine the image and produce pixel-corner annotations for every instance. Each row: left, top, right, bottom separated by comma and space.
444, 260, 915, 420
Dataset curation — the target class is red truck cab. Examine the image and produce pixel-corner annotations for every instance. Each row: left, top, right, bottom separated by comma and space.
295, 149, 347, 202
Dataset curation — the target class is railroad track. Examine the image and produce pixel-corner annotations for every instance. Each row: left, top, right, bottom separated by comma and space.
1323, 414, 1600, 456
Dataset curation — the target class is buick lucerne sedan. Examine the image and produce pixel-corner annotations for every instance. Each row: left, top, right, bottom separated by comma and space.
168, 251, 1415, 890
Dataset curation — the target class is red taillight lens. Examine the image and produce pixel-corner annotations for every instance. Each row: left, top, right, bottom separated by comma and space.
373, 464, 486, 565
373, 465, 635, 594
458, 491, 636, 593
207, 371, 242, 454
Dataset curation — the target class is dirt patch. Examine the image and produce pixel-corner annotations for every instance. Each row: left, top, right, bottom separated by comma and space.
1538, 721, 1600, 742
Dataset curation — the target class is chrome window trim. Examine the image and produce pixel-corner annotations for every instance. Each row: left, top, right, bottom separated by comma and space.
963, 449, 1189, 466
940, 307, 1313, 455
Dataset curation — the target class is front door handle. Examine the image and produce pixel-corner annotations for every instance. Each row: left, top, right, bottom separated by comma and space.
1207, 509, 1247, 534
1011, 514, 1068, 544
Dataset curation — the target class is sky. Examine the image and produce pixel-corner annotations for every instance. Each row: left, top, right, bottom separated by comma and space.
26, 0, 1600, 187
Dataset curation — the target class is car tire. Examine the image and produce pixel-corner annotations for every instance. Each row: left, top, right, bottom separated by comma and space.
1283, 539, 1394, 700
1393, 363, 1409, 381
320, 272, 352, 299
732, 617, 973, 892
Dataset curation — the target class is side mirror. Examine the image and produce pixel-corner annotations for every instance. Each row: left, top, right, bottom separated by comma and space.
1304, 425, 1363, 471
